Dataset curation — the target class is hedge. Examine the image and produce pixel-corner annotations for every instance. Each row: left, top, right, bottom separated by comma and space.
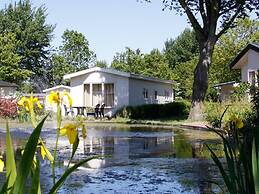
116, 100, 190, 120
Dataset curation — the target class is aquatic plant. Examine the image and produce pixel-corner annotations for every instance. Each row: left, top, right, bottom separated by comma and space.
207, 87, 259, 194
0, 92, 96, 194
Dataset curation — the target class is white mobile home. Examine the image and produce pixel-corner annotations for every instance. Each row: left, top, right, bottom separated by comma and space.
43, 85, 71, 114
0, 80, 18, 97
63, 67, 173, 116
214, 43, 259, 101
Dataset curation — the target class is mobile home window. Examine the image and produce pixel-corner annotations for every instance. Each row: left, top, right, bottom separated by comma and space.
143, 88, 148, 99
165, 90, 169, 99
104, 84, 114, 107
92, 84, 102, 106
154, 91, 158, 100
249, 71, 256, 85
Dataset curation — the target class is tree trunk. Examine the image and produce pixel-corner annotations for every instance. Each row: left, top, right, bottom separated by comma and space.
188, 39, 216, 121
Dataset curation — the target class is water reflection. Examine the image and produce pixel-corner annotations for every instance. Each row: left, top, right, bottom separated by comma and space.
71, 127, 208, 169
0, 126, 222, 194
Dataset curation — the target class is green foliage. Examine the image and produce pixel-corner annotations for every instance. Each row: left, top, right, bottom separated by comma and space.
5, 121, 17, 192
204, 99, 252, 128
50, 54, 74, 85
116, 100, 190, 120
12, 115, 47, 194
95, 60, 108, 68
111, 48, 172, 80
0, 32, 31, 84
163, 28, 199, 99
164, 28, 199, 68
209, 18, 259, 86
207, 84, 259, 194
252, 139, 259, 194
231, 82, 250, 100
172, 57, 197, 99
207, 127, 255, 194
0, 0, 54, 78
60, 29, 96, 70
1, 115, 98, 193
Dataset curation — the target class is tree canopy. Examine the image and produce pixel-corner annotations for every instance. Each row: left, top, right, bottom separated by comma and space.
0, 32, 31, 84
158, 0, 259, 120
0, 0, 54, 77
111, 48, 172, 80
60, 29, 96, 70
164, 28, 199, 68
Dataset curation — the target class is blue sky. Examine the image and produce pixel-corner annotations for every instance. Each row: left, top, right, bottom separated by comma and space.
1, 0, 190, 63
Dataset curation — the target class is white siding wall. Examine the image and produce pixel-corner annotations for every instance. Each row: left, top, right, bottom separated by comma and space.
70, 71, 130, 115
0, 87, 16, 97
128, 78, 173, 106
241, 50, 259, 82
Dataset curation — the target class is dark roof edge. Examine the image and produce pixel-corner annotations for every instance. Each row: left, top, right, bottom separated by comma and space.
0, 80, 18, 87
229, 43, 259, 69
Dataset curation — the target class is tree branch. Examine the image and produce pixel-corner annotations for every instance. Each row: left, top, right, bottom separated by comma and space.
199, 0, 207, 28
178, 0, 204, 36
216, 4, 243, 38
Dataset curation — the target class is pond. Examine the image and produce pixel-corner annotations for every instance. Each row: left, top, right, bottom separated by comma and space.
0, 124, 223, 194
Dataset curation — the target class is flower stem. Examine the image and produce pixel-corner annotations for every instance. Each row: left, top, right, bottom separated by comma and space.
52, 104, 62, 185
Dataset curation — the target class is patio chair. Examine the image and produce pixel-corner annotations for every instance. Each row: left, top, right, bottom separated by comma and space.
100, 103, 105, 118
94, 104, 100, 118
64, 105, 74, 116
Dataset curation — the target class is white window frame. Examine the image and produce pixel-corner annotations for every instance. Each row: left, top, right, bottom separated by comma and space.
104, 83, 115, 107
248, 70, 257, 85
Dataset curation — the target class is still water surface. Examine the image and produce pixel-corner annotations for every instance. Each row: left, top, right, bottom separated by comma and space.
0, 125, 222, 194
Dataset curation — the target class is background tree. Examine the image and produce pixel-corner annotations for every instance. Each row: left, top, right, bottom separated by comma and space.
142, 49, 172, 80
111, 47, 144, 73
60, 30, 96, 70
159, 0, 259, 120
111, 48, 172, 80
50, 54, 74, 86
95, 60, 108, 68
164, 28, 199, 69
0, 32, 31, 84
0, 0, 54, 78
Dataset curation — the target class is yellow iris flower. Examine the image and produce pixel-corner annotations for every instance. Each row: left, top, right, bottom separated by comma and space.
40, 143, 54, 163
48, 91, 72, 107
18, 95, 42, 112
60, 123, 78, 144
229, 115, 244, 129
0, 157, 4, 172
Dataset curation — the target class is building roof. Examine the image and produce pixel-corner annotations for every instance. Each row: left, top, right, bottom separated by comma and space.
43, 85, 71, 93
213, 81, 238, 88
63, 67, 173, 84
0, 80, 18, 87
230, 43, 259, 69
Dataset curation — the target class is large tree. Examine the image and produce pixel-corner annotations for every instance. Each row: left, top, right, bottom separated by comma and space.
0, 32, 31, 83
60, 30, 96, 70
157, 0, 259, 120
0, 0, 54, 78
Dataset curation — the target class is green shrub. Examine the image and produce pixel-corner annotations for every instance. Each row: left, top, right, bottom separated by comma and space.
204, 99, 252, 128
116, 100, 190, 120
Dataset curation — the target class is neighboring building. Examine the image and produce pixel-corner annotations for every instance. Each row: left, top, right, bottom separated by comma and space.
215, 43, 259, 101
214, 81, 239, 101
0, 80, 18, 97
43, 85, 71, 114
63, 67, 173, 116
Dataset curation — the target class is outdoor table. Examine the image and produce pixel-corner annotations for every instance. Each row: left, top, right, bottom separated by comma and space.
72, 106, 86, 116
